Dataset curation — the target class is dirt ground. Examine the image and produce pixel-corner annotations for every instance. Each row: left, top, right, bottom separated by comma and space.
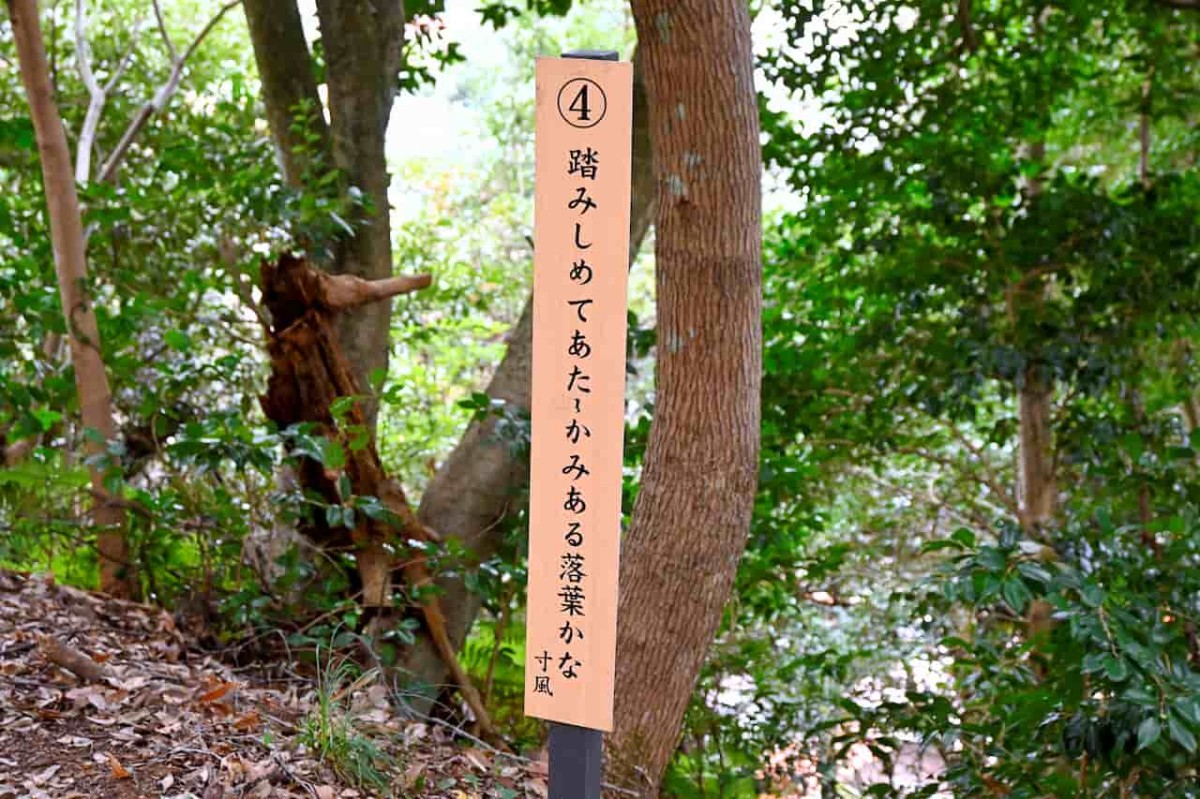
0, 570, 548, 799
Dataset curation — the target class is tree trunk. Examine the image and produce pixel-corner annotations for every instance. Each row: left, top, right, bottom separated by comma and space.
315, 0, 405, 412
1018, 361, 1055, 531
256, 254, 499, 737
1016, 140, 1056, 535
607, 4, 762, 793
241, 0, 329, 188
243, 0, 405, 418
396, 55, 657, 701
7, 0, 134, 598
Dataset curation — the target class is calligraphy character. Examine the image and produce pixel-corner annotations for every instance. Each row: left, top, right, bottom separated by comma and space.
568, 187, 597, 215
568, 148, 599, 179
561, 454, 590, 481
570, 259, 593, 285
560, 552, 586, 582
563, 486, 587, 514
557, 652, 582, 679
559, 584, 586, 616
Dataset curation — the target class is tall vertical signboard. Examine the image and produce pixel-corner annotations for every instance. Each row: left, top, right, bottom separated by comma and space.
526, 50, 632, 784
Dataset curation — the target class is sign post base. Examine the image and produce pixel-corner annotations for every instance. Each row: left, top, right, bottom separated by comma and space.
549, 722, 603, 799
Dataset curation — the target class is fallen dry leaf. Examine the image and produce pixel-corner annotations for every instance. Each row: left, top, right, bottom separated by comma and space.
107, 753, 132, 779
198, 681, 237, 704
233, 710, 261, 731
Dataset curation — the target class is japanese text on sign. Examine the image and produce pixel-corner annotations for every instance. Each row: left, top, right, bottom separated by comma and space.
525, 56, 632, 731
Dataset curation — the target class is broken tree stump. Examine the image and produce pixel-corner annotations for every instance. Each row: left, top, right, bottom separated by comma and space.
257, 253, 497, 739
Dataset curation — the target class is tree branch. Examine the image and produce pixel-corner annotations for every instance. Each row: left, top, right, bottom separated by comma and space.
72, 1, 140, 181
152, 0, 177, 62
956, 0, 978, 55
849, 464, 995, 536
73, 0, 100, 182
96, 0, 240, 184
1139, 67, 1155, 189
322, 272, 432, 310
904, 446, 1020, 520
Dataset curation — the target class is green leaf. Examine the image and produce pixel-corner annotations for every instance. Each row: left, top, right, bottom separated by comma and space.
320, 440, 345, 471
951, 528, 977, 548
1169, 713, 1197, 753
1079, 583, 1105, 608
1174, 697, 1200, 727
1002, 577, 1032, 613
31, 408, 62, 431
164, 329, 191, 352
330, 396, 356, 421
1136, 716, 1161, 752
1101, 655, 1128, 683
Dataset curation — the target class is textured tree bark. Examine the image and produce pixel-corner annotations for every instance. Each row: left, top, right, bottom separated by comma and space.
314, 0, 405, 409
256, 254, 500, 737
8, 0, 134, 599
243, 0, 405, 416
241, 0, 329, 188
607, 3, 762, 792
1018, 361, 1056, 531
396, 56, 658, 701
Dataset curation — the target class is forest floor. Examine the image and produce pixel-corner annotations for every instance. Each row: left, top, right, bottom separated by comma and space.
0, 570, 548, 799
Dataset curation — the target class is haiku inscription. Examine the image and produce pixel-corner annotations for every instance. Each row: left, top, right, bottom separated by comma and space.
525, 56, 632, 731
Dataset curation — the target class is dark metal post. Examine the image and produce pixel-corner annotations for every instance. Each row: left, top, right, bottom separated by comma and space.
544, 48, 619, 799
549, 722, 603, 799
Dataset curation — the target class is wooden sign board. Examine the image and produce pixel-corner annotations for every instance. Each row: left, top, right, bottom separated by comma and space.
525, 56, 633, 732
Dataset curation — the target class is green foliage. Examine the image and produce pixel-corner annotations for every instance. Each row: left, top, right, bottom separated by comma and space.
9, 0, 1200, 794
299, 649, 395, 793
460, 617, 544, 747
659, 1, 1200, 796
478, 0, 575, 29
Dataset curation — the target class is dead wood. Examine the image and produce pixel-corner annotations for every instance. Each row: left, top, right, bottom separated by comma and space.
38, 633, 110, 682
257, 253, 498, 740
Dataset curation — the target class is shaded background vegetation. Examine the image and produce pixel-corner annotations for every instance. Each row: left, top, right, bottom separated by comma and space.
3, 0, 1200, 796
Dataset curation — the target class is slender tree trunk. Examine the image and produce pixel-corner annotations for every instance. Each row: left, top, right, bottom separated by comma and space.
8, 0, 133, 598
607, 3, 762, 792
1018, 361, 1055, 531
1016, 140, 1056, 535
396, 56, 658, 700
315, 0, 404, 413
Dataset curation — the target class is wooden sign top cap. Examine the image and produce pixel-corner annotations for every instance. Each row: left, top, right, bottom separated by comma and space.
561, 49, 619, 61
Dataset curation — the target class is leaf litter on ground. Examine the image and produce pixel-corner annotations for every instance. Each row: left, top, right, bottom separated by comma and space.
0, 570, 548, 798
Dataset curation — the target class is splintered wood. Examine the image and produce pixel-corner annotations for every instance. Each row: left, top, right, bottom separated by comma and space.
258, 253, 496, 737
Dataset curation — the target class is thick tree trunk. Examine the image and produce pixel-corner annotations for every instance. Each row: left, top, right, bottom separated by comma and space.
607, 4, 762, 793
256, 254, 499, 737
396, 57, 657, 700
8, 0, 134, 598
